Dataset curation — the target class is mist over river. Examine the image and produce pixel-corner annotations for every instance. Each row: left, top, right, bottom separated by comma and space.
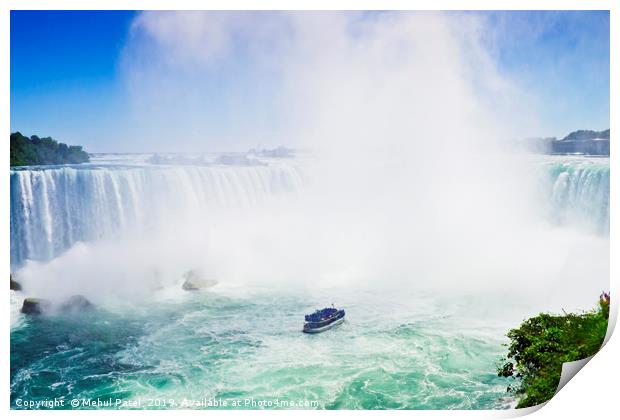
10, 153, 609, 409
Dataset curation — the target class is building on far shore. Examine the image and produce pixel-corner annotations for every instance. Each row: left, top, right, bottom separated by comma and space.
551, 137, 609, 155
523, 129, 609, 156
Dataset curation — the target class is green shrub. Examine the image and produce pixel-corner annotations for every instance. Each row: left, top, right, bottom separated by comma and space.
498, 293, 610, 408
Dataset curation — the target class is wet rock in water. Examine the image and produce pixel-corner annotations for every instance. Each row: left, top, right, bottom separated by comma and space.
10, 274, 22, 291
182, 270, 218, 291
59, 295, 93, 313
21, 298, 51, 315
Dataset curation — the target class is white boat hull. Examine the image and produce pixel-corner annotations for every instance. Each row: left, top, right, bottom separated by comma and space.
303, 316, 345, 333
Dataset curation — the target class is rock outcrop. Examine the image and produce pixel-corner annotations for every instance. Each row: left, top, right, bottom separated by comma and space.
10, 274, 22, 291
21, 298, 51, 315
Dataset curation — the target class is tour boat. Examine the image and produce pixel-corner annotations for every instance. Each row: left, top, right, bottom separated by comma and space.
303, 306, 345, 333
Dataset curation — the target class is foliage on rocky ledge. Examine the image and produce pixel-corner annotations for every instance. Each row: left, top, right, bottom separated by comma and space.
498, 293, 610, 408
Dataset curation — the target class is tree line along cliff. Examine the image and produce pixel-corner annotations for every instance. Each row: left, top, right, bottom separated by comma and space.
10, 132, 90, 166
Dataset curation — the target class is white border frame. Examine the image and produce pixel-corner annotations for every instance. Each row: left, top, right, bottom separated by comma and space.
2, 2, 616, 419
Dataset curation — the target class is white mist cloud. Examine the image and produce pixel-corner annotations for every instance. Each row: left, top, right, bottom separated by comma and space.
16, 11, 608, 316
119, 11, 539, 153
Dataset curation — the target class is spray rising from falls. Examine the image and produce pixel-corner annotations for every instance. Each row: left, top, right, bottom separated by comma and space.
11, 157, 609, 293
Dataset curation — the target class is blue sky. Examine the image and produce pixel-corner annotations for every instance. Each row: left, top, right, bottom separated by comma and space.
11, 11, 136, 151
11, 10, 610, 152
483, 11, 610, 137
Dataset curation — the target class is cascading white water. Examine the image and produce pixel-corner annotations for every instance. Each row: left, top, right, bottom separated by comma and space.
10, 155, 609, 273
10, 161, 304, 269
544, 157, 610, 232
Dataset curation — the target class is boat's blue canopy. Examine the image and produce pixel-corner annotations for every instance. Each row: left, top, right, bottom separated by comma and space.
305, 307, 338, 322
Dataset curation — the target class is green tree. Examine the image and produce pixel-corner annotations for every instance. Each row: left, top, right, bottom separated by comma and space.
10, 132, 89, 166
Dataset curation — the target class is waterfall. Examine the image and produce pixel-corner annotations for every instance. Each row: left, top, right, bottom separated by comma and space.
546, 159, 610, 232
10, 157, 610, 271
10, 163, 304, 269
